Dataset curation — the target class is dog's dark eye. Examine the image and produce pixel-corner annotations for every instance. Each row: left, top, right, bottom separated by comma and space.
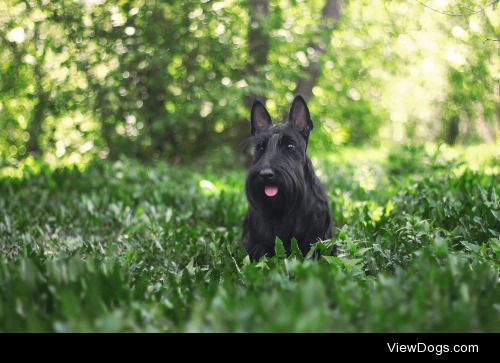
256, 144, 265, 152
287, 144, 295, 151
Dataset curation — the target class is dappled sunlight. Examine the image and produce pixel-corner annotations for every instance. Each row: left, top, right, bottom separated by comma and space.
199, 179, 218, 196
1, 0, 498, 166
430, 143, 500, 176
354, 164, 378, 192
315, 142, 499, 176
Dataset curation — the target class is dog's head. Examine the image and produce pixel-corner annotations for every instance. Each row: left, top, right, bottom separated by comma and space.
245, 95, 314, 215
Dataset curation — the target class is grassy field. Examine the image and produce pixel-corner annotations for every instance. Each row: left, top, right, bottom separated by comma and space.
0, 144, 499, 332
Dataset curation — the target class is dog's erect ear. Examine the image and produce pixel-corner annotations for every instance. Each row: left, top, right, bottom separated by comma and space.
288, 95, 313, 138
250, 100, 272, 135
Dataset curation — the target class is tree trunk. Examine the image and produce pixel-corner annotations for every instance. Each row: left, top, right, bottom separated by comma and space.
26, 93, 47, 154
245, 0, 270, 107
144, 71, 170, 157
445, 115, 460, 145
294, 0, 342, 101
26, 22, 49, 156
228, 0, 271, 161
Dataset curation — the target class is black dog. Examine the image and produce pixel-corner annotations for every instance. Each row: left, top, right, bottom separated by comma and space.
243, 95, 332, 261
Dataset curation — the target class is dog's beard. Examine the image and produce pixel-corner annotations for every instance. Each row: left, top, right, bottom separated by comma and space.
245, 166, 305, 218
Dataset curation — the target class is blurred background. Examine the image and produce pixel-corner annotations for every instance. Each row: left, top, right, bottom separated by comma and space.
0, 0, 498, 171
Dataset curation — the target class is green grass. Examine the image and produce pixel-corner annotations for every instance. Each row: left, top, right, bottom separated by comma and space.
0, 144, 499, 332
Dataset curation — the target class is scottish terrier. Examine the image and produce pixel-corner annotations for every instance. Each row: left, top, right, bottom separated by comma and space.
243, 95, 333, 261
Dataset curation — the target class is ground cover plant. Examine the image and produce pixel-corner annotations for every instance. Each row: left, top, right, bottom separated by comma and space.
0, 144, 498, 332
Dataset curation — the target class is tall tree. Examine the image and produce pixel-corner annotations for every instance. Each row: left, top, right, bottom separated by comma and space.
294, 0, 342, 100
26, 21, 49, 155
229, 0, 271, 158
245, 0, 270, 106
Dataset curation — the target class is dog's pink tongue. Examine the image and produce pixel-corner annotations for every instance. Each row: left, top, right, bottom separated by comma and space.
264, 185, 279, 197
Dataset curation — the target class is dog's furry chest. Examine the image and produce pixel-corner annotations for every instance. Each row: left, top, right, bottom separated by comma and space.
243, 205, 331, 260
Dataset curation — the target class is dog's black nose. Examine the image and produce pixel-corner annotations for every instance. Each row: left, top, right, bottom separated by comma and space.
259, 168, 274, 179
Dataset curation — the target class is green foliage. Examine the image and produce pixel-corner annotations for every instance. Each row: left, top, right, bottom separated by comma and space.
0, 0, 497, 166
0, 144, 498, 332
438, 3, 498, 145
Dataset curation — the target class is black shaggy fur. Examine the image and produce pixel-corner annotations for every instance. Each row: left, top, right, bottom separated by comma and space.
242, 95, 333, 261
